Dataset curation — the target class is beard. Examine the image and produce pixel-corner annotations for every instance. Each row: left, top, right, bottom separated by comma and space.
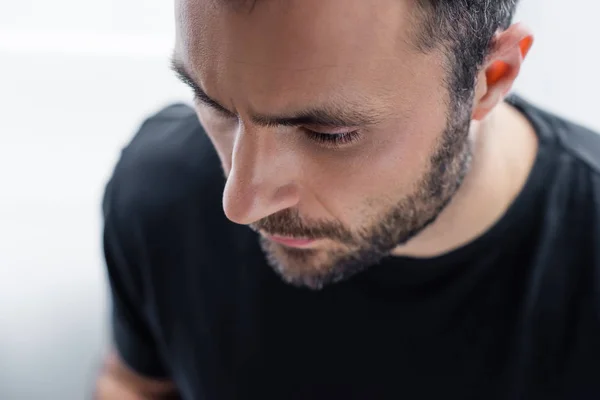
251, 105, 473, 290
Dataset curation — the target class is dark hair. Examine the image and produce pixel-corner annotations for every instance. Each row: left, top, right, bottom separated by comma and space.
414, 0, 519, 108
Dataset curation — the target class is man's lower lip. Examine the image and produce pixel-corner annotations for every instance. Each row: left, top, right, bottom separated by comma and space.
268, 235, 317, 248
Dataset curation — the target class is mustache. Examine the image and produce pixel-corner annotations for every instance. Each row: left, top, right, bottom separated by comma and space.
250, 208, 355, 244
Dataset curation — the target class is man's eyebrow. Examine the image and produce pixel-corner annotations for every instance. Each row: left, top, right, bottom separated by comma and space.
250, 106, 383, 128
170, 56, 385, 128
170, 57, 235, 116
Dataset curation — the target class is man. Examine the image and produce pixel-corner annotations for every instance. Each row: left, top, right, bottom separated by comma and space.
95, 0, 600, 398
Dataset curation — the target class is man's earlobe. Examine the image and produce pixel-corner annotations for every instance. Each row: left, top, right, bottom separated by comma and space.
472, 23, 534, 121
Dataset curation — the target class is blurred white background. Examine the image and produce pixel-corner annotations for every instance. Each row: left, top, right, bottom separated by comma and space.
0, 1, 599, 399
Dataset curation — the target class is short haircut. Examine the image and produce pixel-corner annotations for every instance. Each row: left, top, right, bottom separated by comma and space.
414, 0, 519, 108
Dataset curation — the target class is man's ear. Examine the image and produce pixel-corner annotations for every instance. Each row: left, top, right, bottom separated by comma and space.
472, 23, 534, 121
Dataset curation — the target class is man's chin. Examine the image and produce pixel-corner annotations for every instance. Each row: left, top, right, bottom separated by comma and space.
259, 238, 339, 290
258, 237, 384, 290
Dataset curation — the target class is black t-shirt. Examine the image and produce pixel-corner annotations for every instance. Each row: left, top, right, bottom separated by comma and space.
103, 96, 600, 400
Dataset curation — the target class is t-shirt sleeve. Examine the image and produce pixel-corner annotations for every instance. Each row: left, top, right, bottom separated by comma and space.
102, 177, 168, 379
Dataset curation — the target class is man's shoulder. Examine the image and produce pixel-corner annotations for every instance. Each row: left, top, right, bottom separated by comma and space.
552, 116, 600, 176
512, 95, 600, 175
103, 104, 224, 221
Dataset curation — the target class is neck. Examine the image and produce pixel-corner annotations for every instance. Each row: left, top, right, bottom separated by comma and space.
391, 100, 539, 258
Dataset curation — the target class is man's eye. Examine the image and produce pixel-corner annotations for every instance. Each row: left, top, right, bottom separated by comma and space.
302, 129, 361, 148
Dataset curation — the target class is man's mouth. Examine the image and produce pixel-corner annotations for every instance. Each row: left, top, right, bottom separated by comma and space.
265, 234, 319, 249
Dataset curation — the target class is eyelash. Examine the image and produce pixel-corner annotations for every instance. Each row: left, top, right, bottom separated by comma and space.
301, 129, 361, 148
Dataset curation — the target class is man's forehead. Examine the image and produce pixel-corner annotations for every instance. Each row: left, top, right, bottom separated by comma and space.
175, 0, 421, 66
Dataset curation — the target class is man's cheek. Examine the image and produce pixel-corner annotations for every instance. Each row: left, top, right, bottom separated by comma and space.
198, 123, 235, 174
212, 140, 233, 177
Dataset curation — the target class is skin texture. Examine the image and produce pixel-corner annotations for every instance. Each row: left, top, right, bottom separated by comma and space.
171, 0, 537, 289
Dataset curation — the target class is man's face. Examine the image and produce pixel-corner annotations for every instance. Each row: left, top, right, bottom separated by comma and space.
174, 0, 472, 289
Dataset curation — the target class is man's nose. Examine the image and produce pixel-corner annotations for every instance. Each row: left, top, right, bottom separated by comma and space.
222, 129, 300, 225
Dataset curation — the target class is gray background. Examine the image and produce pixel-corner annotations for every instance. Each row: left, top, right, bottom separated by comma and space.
1, 0, 599, 399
